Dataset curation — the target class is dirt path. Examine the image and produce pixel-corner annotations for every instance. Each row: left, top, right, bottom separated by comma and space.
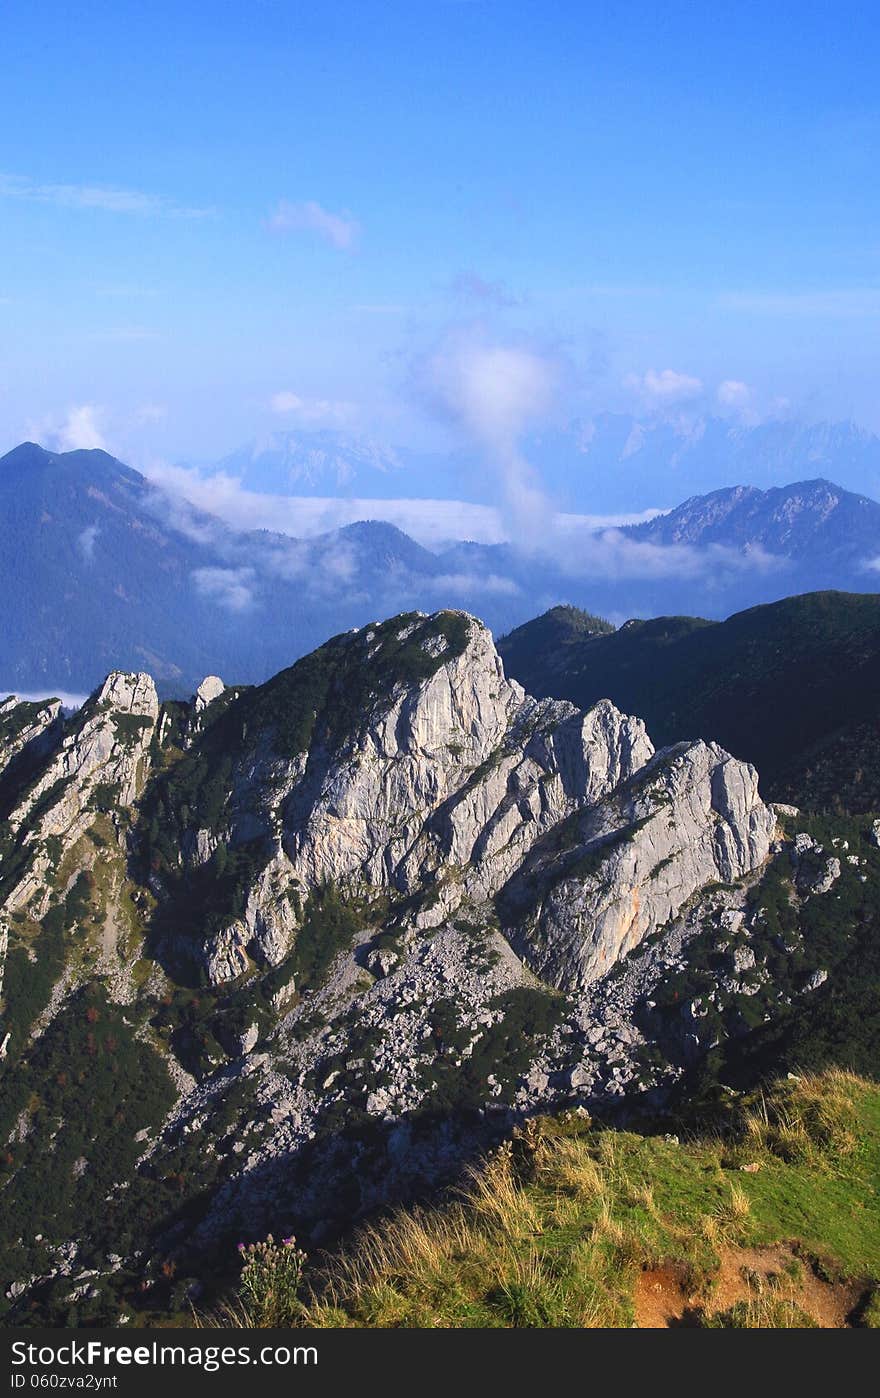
634, 1243, 864, 1328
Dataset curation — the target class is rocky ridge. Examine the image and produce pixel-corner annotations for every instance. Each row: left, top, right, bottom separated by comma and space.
0, 608, 824, 1323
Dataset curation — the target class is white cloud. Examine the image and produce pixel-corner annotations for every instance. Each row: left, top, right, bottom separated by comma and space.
268, 199, 360, 251
141, 460, 664, 550
418, 332, 559, 542
61, 405, 107, 450
269, 391, 355, 424
0, 172, 212, 219
425, 339, 555, 445
552, 526, 787, 584
145, 460, 782, 595
76, 524, 100, 562
191, 566, 256, 612
627, 367, 704, 405
717, 379, 753, 410
143, 460, 503, 545
0, 686, 87, 710
32, 404, 108, 452
716, 378, 762, 425
621, 423, 646, 458
429, 572, 521, 597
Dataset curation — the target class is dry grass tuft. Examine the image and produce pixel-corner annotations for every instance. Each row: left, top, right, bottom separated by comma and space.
199, 1068, 878, 1329
741, 1068, 861, 1168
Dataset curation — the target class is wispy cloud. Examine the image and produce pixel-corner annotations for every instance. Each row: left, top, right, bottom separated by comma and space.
626, 367, 704, 406
717, 288, 880, 318
551, 528, 787, 584
716, 378, 762, 424
144, 459, 783, 612
144, 460, 503, 545
30, 404, 108, 452
416, 328, 560, 541
76, 524, 100, 563
448, 270, 519, 308
141, 460, 661, 550
268, 198, 360, 251
269, 390, 355, 424
0, 687, 88, 710
717, 378, 752, 409
0, 173, 213, 219
192, 566, 256, 612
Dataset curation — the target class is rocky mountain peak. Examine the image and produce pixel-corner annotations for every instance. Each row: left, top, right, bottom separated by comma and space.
193, 675, 226, 713
1, 670, 159, 916
0, 606, 798, 1312
94, 670, 160, 719
120, 610, 770, 995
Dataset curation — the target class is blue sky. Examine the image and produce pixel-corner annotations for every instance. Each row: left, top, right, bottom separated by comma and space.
2, 0, 880, 472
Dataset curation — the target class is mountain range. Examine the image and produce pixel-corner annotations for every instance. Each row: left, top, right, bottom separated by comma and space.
2, 438, 880, 695
206, 413, 880, 512
3, 607, 877, 1325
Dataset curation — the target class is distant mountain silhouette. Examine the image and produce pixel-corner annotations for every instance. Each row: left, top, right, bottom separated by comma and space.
209, 414, 880, 512
625, 477, 880, 558
2, 440, 879, 696
525, 413, 880, 512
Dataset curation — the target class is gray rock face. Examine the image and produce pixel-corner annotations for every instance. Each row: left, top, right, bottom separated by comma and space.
172, 613, 770, 995
805, 857, 841, 895
279, 619, 532, 893
193, 676, 226, 713
204, 923, 250, 984
0, 611, 774, 1016
0, 606, 793, 1309
2, 672, 159, 918
791, 833, 842, 896
0, 696, 63, 787
188, 616, 658, 980
9, 672, 157, 834
0, 920, 8, 1004
501, 741, 775, 990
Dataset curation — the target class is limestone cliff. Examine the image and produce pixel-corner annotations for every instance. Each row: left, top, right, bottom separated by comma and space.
0, 609, 792, 1319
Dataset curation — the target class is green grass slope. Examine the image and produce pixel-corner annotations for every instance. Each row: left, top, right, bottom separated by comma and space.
216, 1070, 880, 1329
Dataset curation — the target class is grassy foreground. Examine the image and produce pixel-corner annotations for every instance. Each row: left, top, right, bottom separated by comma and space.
215, 1069, 880, 1329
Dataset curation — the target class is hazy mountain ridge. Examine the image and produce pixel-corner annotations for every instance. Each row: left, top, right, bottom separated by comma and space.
528, 413, 880, 511
206, 414, 880, 512
3, 439, 880, 698
0, 443, 519, 692
624, 476, 880, 559
216, 428, 410, 496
